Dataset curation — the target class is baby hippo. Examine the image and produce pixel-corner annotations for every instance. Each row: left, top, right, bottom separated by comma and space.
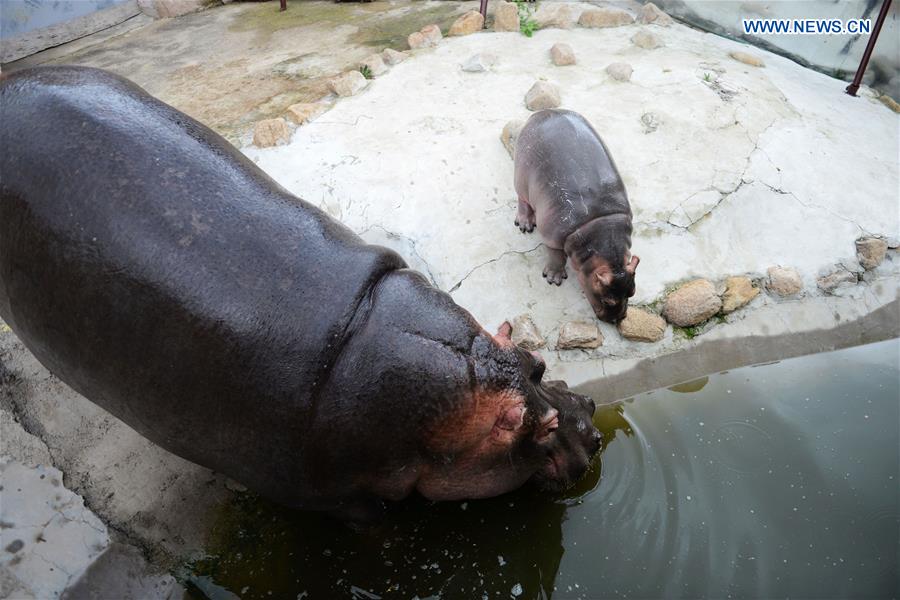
514, 109, 639, 323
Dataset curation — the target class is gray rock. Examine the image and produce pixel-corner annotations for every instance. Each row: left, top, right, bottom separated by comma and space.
525, 81, 561, 111
421, 24, 443, 45
382, 48, 408, 65
632, 30, 663, 49
330, 70, 368, 97
766, 265, 803, 297
557, 321, 602, 349
641, 112, 660, 133
618, 307, 666, 342
501, 119, 525, 158
360, 53, 388, 77
816, 268, 858, 294
663, 279, 722, 326
856, 237, 888, 270
461, 52, 497, 73
638, 2, 673, 26
721, 276, 759, 313
578, 7, 634, 28
550, 43, 576, 66
534, 3, 579, 29
511, 314, 545, 350
606, 62, 633, 82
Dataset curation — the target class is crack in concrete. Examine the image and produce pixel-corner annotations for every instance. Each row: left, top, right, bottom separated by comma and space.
665, 116, 783, 230
448, 244, 544, 294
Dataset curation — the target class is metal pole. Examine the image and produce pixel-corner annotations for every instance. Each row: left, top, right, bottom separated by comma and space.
479, 0, 488, 25
846, 0, 892, 96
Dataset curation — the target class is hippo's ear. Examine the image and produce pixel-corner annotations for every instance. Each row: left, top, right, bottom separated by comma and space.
594, 270, 613, 288
493, 321, 513, 346
625, 255, 640, 275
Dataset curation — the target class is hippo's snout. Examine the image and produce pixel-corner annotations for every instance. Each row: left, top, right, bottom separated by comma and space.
531, 385, 602, 492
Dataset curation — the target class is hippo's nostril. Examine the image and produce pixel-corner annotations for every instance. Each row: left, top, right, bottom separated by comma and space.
591, 430, 603, 453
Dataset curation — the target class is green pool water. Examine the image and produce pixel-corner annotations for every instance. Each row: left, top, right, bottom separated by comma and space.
186, 339, 899, 599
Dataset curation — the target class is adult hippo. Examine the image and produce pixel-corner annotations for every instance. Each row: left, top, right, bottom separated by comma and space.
0, 67, 601, 519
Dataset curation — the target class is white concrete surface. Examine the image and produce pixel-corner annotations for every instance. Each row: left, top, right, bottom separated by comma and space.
244, 12, 899, 379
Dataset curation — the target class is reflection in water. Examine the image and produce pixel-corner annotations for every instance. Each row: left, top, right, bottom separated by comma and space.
187, 340, 899, 599
667, 376, 709, 394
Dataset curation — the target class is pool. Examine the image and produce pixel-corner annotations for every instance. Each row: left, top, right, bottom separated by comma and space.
186, 339, 899, 599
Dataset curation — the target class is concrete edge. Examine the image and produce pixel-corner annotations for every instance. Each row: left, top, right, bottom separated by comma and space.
1, 0, 142, 64
576, 298, 900, 405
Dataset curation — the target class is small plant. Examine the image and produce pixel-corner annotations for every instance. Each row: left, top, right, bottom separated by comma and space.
703, 72, 712, 82
359, 65, 373, 80
515, 0, 539, 37
678, 326, 700, 339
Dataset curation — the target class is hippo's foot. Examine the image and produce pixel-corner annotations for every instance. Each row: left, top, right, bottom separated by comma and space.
515, 198, 536, 233
542, 248, 568, 286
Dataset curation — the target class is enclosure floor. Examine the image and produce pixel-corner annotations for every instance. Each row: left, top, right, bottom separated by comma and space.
1, 1, 898, 597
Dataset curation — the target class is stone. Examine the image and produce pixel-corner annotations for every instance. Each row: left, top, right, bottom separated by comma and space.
461, 53, 497, 73
224, 477, 248, 493
0, 460, 109, 600
606, 62, 633, 82
729, 51, 765, 67
632, 30, 663, 49
494, 1, 520, 32
407, 31, 428, 49
638, 3, 673, 26
449, 11, 484, 36
330, 70, 368, 97
721, 276, 759, 313
557, 321, 602, 349
525, 81, 561, 111
360, 53, 388, 77
534, 3, 579, 29
662, 279, 722, 326
252, 118, 290, 148
766, 266, 803, 297
618, 307, 667, 342
856, 237, 888, 269
641, 112, 660, 133
501, 119, 525, 158
879, 95, 900, 113
550, 43, 576, 66
382, 48, 408, 65
817, 269, 858, 293
511, 314, 545, 350
421, 24, 443, 45
578, 7, 634, 28
284, 102, 323, 126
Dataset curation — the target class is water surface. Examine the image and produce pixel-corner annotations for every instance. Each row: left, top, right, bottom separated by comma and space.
188, 340, 899, 599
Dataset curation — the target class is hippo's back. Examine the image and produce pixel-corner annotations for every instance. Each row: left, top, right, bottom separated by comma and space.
0, 67, 404, 503
514, 110, 629, 242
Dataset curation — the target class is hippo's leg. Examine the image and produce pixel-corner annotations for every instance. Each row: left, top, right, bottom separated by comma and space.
542, 247, 567, 285
515, 197, 536, 233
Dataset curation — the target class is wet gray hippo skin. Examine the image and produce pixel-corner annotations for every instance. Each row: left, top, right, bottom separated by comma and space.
514, 109, 639, 323
0, 67, 601, 519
